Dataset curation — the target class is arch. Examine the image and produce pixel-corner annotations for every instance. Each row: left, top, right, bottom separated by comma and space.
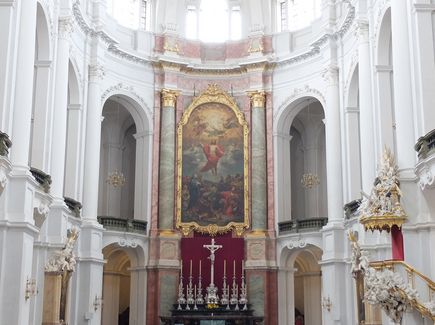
68, 60, 81, 105
346, 63, 359, 108
277, 243, 323, 325
376, 7, 392, 66
35, 2, 51, 61
101, 86, 153, 133
274, 90, 326, 133
275, 97, 326, 223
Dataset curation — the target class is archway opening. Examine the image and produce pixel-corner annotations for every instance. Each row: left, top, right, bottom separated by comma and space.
290, 99, 327, 221
98, 98, 137, 219
102, 244, 132, 325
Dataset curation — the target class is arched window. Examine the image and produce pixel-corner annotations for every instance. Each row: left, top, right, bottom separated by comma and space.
186, 0, 241, 42
107, 0, 150, 30
277, 0, 320, 32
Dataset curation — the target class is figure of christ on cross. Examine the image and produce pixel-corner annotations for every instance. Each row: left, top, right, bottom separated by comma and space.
203, 238, 222, 286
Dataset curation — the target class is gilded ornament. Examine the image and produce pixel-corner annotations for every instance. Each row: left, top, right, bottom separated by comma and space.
358, 148, 407, 232
161, 89, 180, 107
247, 90, 266, 108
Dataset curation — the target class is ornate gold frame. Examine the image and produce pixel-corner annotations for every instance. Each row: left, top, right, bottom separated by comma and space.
176, 84, 249, 236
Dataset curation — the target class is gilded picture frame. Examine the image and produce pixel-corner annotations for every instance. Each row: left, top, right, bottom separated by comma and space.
176, 84, 249, 236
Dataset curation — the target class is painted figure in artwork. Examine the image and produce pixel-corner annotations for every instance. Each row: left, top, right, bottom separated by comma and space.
200, 139, 225, 175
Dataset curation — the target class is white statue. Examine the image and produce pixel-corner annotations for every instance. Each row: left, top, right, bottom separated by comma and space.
45, 228, 79, 273
348, 231, 417, 323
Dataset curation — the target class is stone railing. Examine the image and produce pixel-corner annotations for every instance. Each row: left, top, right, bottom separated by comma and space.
30, 167, 52, 193
278, 217, 328, 234
344, 199, 361, 219
415, 129, 435, 160
97, 216, 147, 234
0, 131, 12, 156
64, 197, 82, 218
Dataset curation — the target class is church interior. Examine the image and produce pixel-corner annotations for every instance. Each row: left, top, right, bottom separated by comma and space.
1, 0, 435, 324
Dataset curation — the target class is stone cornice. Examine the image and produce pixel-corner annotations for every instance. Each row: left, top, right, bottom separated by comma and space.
152, 58, 275, 76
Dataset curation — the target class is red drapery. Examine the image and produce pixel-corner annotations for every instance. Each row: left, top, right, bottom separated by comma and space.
180, 233, 245, 290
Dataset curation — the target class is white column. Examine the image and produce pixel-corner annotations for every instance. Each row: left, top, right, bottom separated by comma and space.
102, 272, 120, 325
64, 104, 83, 200
323, 66, 344, 223
129, 267, 147, 324
50, 16, 73, 198
391, 0, 416, 172
374, 65, 395, 151
412, 4, 435, 135
344, 107, 362, 201
277, 268, 296, 325
82, 64, 105, 220
133, 131, 152, 222
273, 132, 292, 223
0, 0, 17, 133
30, 60, 53, 171
10, 0, 37, 168
357, 21, 376, 192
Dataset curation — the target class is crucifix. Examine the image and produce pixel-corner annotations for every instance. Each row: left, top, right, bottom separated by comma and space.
203, 238, 222, 286
203, 238, 222, 304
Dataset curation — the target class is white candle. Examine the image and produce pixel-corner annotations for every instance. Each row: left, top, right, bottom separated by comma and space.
190, 259, 192, 277
242, 260, 244, 274
224, 259, 226, 276
181, 261, 183, 276
199, 260, 202, 277
233, 260, 236, 276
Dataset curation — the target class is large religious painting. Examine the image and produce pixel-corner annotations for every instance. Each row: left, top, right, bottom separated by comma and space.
176, 84, 249, 236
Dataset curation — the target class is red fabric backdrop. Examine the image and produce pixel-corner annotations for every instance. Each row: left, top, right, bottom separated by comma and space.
180, 233, 245, 292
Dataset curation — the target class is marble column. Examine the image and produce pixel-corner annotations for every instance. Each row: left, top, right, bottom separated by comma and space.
248, 91, 267, 231
82, 64, 105, 221
10, 0, 37, 168
158, 89, 179, 230
0, 1, 39, 324
357, 20, 376, 193
44, 16, 74, 244
50, 16, 73, 199
323, 66, 344, 222
391, 0, 416, 172
0, 0, 16, 133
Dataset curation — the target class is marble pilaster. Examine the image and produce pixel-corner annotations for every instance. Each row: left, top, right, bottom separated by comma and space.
158, 89, 179, 230
248, 91, 267, 231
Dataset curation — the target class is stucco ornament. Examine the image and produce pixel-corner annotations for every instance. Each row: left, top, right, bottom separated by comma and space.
348, 231, 418, 323
358, 148, 407, 232
45, 228, 79, 272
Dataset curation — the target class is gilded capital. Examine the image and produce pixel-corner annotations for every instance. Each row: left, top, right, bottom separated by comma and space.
247, 90, 266, 108
161, 89, 180, 107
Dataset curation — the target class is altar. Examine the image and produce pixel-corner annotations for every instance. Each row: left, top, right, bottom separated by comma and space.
161, 238, 263, 325
160, 304, 263, 325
